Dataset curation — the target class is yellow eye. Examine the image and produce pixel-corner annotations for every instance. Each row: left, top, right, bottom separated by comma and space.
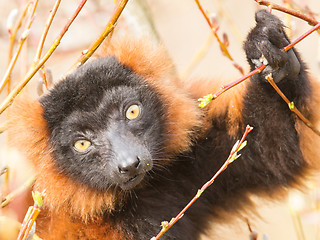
74, 139, 91, 152
126, 104, 140, 120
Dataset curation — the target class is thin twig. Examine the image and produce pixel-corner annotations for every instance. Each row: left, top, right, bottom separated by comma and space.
1, 176, 36, 208
152, 125, 253, 240
289, 206, 306, 240
20, 206, 40, 240
71, 0, 129, 70
246, 218, 258, 240
181, 33, 214, 79
0, 167, 8, 177
17, 191, 43, 240
2, 0, 39, 94
198, 63, 266, 107
283, 21, 320, 51
34, 0, 62, 63
194, 0, 244, 75
25, 0, 39, 30
8, 2, 32, 63
214, 64, 266, 100
215, 0, 243, 42
255, 0, 319, 26
33, 0, 61, 94
0, 33, 29, 94
19, 0, 39, 80
0, 0, 88, 115
265, 73, 320, 136
0, 166, 10, 197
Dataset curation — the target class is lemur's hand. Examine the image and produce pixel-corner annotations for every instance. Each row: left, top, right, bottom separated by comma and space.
244, 10, 300, 83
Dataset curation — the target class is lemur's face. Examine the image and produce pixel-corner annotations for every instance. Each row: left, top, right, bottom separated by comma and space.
40, 57, 166, 191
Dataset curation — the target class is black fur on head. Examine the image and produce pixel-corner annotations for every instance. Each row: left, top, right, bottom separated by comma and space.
40, 57, 166, 191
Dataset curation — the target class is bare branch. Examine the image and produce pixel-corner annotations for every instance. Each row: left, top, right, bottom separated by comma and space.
255, 0, 319, 26
1, 0, 39, 94
265, 73, 320, 136
8, 2, 32, 63
0, 0, 88, 115
1, 176, 36, 208
17, 191, 43, 240
152, 126, 253, 240
34, 0, 62, 63
71, 0, 130, 70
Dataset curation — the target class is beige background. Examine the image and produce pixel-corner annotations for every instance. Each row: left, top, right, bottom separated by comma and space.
0, 0, 319, 239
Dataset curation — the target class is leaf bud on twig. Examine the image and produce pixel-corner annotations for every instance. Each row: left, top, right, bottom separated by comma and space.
6, 9, 18, 35
21, 29, 31, 41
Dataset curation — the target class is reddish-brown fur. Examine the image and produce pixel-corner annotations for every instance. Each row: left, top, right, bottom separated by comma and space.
184, 77, 246, 137
36, 210, 129, 240
296, 78, 320, 170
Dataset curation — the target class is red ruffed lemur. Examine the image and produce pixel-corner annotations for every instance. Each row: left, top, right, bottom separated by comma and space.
7, 10, 320, 239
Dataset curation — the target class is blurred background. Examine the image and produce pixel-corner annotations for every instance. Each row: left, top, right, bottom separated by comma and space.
0, 0, 319, 239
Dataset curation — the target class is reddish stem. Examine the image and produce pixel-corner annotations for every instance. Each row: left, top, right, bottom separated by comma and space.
153, 126, 253, 239
283, 22, 320, 51
213, 64, 266, 99
265, 74, 320, 136
255, 0, 319, 26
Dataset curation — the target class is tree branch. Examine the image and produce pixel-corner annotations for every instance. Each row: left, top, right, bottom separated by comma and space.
34, 0, 62, 63
0, 0, 88, 115
265, 73, 320, 136
71, 0, 129, 70
16, 191, 43, 240
1, 176, 36, 208
1, 0, 39, 94
255, 0, 319, 26
152, 125, 253, 240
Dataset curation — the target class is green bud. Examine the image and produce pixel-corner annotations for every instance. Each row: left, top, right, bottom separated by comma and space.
161, 221, 169, 230
32, 191, 43, 208
288, 102, 295, 110
196, 189, 203, 198
198, 94, 213, 108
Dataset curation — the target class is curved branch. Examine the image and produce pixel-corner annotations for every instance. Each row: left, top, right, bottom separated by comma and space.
255, 0, 319, 26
